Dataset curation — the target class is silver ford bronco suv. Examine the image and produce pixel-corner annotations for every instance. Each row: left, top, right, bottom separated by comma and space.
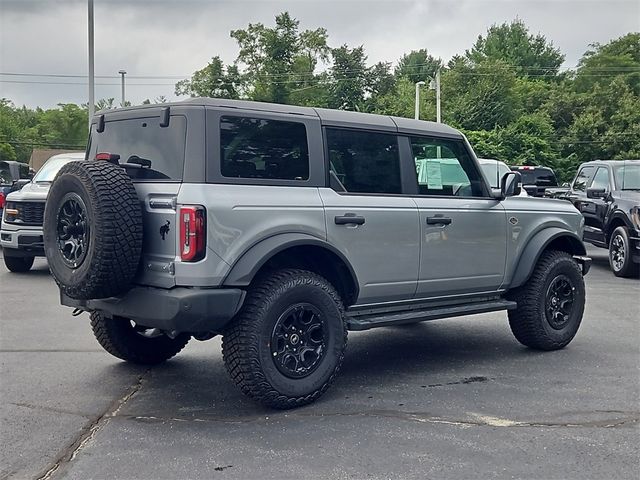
43, 99, 591, 409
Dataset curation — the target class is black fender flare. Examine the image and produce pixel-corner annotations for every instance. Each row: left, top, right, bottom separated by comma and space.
222, 233, 360, 299
605, 210, 634, 240
509, 228, 587, 288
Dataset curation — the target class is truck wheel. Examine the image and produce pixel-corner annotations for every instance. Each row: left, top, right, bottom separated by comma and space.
609, 226, 639, 278
90, 311, 190, 365
507, 250, 585, 351
3, 254, 34, 272
222, 269, 347, 409
43, 160, 143, 300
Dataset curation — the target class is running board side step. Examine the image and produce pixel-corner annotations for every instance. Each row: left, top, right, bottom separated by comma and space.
346, 299, 517, 331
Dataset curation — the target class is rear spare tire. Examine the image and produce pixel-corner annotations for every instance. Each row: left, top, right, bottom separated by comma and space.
43, 160, 143, 300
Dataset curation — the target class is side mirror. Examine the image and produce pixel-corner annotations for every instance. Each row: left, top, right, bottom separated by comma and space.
10, 179, 30, 192
586, 187, 607, 199
500, 171, 521, 198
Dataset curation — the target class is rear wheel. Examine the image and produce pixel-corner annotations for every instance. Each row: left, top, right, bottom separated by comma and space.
222, 269, 347, 409
90, 311, 190, 365
609, 226, 639, 278
507, 250, 585, 351
3, 254, 34, 272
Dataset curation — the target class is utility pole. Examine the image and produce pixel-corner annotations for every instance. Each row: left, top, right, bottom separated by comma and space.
429, 69, 442, 123
88, 0, 95, 128
435, 69, 441, 123
118, 70, 127, 106
414, 81, 425, 120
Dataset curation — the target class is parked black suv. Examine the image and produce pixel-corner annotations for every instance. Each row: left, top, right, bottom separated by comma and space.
510, 165, 559, 197
557, 160, 639, 277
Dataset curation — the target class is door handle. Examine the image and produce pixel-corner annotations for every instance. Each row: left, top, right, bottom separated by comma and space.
335, 214, 366, 226
426, 216, 452, 225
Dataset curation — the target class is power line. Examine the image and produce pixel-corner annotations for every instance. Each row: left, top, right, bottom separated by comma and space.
0, 64, 638, 80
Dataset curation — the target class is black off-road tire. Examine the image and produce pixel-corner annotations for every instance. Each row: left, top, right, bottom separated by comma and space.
3, 254, 34, 272
43, 160, 143, 300
222, 269, 347, 409
507, 250, 585, 351
90, 311, 190, 365
608, 226, 639, 278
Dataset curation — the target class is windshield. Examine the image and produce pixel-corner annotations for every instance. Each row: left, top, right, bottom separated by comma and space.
33, 157, 80, 182
614, 163, 640, 190
480, 162, 510, 188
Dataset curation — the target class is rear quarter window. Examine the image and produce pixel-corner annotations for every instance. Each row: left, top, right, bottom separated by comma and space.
88, 116, 187, 181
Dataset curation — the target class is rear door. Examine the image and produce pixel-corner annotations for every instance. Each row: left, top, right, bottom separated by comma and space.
320, 127, 420, 305
87, 108, 195, 288
407, 136, 507, 297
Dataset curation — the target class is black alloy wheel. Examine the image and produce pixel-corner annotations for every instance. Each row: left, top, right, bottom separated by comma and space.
609, 232, 626, 273
56, 193, 90, 269
545, 275, 575, 330
270, 303, 327, 379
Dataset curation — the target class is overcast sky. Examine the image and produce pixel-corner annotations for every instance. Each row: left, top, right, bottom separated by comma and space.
1, 0, 638, 108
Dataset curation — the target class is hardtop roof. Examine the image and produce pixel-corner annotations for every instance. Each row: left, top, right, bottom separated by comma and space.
97, 97, 463, 138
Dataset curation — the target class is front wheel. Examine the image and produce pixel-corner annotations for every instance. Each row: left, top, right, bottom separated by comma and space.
90, 311, 190, 364
507, 250, 585, 351
609, 226, 639, 278
3, 254, 35, 272
222, 269, 347, 409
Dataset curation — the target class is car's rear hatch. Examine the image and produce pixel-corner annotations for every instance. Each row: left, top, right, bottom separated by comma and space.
87, 109, 188, 288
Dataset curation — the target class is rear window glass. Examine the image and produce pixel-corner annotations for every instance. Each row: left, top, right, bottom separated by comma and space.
517, 169, 558, 186
89, 116, 187, 180
220, 116, 309, 181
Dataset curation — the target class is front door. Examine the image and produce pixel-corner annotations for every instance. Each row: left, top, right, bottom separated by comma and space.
581, 166, 611, 245
407, 136, 507, 298
320, 128, 420, 305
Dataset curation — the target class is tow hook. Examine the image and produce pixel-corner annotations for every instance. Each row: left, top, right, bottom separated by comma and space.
573, 255, 592, 275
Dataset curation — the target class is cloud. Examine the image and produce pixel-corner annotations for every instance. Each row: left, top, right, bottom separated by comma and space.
1, 0, 638, 108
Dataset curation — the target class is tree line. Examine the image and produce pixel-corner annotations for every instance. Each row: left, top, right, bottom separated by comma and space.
1, 13, 638, 181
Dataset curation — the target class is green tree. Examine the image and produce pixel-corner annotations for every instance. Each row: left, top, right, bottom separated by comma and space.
230, 12, 329, 104
175, 56, 242, 99
328, 45, 368, 110
395, 49, 442, 83
574, 33, 640, 94
466, 20, 564, 77
442, 59, 520, 130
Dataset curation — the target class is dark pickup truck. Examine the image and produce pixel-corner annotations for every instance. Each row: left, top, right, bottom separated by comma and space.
556, 160, 640, 277
510, 165, 559, 197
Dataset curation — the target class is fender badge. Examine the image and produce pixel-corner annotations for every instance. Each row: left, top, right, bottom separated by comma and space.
509, 216, 519, 225
160, 220, 171, 240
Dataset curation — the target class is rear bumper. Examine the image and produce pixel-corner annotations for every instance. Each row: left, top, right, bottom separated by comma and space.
61, 286, 246, 333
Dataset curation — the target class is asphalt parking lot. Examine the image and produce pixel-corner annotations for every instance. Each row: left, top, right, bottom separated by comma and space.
1, 246, 638, 480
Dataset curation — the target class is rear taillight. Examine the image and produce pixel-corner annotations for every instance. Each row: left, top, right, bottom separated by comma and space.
179, 205, 206, 262
0, 192, 5, 210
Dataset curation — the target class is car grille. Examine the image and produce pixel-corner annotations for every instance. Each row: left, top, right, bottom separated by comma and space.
4, 201, 46, 226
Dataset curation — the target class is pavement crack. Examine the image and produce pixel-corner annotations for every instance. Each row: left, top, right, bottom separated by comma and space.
36, 368, 151, 480
123, 408, 639, 429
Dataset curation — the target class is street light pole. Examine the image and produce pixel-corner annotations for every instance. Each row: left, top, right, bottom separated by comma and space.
118, 70, 127, 107
414, 81, 425, 120
88, 0, 94, 128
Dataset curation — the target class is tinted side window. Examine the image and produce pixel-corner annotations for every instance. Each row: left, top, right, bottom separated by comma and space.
590, 167, 610, 191
410, 137, 484, 197
326, 128, 401, 194
573, 166, 595, 192
220, 116, 309, 180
